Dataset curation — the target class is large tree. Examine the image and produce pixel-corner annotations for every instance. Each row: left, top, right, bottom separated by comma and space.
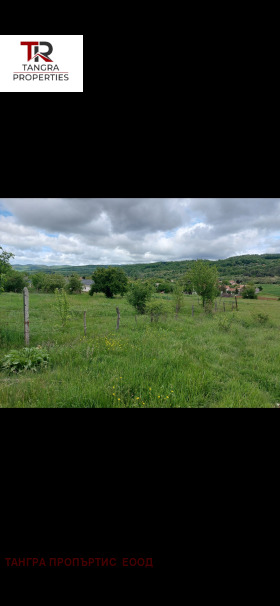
187, 260, 219, 307
89, 267, 128, 298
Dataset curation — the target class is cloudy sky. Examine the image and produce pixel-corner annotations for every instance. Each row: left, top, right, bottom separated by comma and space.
0, 198, 279, 266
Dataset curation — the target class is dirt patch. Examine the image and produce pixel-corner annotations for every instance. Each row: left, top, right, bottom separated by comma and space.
256, 296, 279, 300
236, 296, 278, 300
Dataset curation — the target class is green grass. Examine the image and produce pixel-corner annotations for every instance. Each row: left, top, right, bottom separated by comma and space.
257, 284, 280, 297
0, 292, 280, 408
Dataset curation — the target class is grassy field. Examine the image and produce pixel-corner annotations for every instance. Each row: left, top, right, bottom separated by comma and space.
0, 291, 280, 408
258, 284, 280, 297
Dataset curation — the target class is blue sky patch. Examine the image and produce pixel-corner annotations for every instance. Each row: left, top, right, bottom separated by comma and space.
0, 210, 13, 217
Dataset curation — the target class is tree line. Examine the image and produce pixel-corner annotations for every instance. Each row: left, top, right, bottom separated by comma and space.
1, 246, 259, 310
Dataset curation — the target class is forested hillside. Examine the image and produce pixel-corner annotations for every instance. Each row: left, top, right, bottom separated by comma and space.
12, 253, 280, 282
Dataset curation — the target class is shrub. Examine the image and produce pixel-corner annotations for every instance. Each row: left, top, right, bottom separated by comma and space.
218, 316, 233, 332
126, 282, 152, 314
252, 312, 269, 324
145, 301, 165, 322
4, 271, 28, 293
155, 281, 173, 293
66, 275, 82, 294
54, 288, 71, 328
32, 272, 47, 291
173, 283, 185, 316
43, 274, 66, 293
242, 283, 258, 299
204, 301, 214, 315
1, 347, 49, 373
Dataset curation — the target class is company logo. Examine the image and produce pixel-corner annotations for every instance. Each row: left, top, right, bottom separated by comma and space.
13, 40, 69, 82
21, 41, 53, 62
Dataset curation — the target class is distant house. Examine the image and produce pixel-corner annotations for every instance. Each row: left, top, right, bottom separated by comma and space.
80, 279, 94, 293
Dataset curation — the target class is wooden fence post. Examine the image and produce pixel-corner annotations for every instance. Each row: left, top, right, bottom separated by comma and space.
116, 307, 120, 330
192, 305, 194, 317
235, 295, 238, 310
84, 311, 87, 336
215, 301, 217, 312
223, 301, 225, 312
23, 287, 29, 346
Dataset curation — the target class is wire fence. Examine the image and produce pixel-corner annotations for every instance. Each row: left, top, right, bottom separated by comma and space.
0, 292, 241, 349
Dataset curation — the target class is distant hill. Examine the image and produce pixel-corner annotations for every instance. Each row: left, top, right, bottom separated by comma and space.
12, 254, 280, 282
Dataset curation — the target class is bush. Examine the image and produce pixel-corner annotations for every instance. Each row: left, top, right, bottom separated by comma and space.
4, 271, 28, 293
173, 283, 184, 316
54, 288, 71, 328
145, 301, 165, 322
1, 347, 49, 373
155, 281, 173, 293
252, 312, 269, 324
32, 272, 47, 291
126, 282, 152, 314
43, 274, 66, 293
66, 275, 82, 294
218, 316, 233, 332
242, 283, 258, 299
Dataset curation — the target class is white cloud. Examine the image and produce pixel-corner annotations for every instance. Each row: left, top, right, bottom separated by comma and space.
0, 198, 279, 265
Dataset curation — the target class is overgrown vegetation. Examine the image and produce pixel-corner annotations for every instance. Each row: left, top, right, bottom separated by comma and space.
1, 347, 49, 374
126, 281, 152, 314
0, 291, 280, 408
54, 288, 71, 328
242, 282, 258, 299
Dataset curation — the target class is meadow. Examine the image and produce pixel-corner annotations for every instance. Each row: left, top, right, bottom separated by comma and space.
257, 284, 280, 297
0, 291, 280, 408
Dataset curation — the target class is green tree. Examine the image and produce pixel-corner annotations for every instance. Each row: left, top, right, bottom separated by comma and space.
66, 275, 83, 294
32, 272, 47, 292
126, 281, 152, 314
155, 281, 174, 293
0, 246, 14, 293
89, 267, 128, 298
0, 246, 14, 272
187, 260, 219, 307
173, 282, 184, 317
242, 282, 258, 299
43, 274, 66, 293
4, 271, 28, 293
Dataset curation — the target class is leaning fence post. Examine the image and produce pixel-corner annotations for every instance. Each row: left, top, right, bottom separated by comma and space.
116, 307, 120, 330
23, 287, 29, 346
84, 311, 87, 336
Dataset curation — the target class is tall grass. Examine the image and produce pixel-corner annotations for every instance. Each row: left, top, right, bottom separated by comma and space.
0, 292, 279, 408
